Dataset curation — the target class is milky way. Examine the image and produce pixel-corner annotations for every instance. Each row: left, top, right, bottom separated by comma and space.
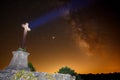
68, 0, 120, 57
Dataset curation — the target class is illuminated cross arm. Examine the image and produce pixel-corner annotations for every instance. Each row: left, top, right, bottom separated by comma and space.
21, 22, 31, 50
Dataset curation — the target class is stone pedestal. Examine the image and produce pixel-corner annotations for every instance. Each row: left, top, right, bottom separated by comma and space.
6, 50, 30, 71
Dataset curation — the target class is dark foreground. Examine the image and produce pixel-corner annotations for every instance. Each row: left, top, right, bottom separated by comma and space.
76, 72, 120, 80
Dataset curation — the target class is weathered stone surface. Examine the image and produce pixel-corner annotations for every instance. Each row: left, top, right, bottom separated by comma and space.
0, 69, 16, 80
0, 70, 75, 80
6, 50, 30, 71
33, 72, 75, 80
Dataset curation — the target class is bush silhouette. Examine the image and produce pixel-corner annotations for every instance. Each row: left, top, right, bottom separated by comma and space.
28, 62, 36, 72
58, 66, 76, 76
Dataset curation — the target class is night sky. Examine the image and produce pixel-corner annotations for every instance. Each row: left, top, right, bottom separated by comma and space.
0, 0, 120, 74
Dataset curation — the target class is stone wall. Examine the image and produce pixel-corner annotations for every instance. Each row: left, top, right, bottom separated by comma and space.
0, 70, 75, 80
34, 72, 76, 80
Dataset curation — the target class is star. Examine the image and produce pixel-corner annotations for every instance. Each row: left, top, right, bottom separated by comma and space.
52, 36, 56, 40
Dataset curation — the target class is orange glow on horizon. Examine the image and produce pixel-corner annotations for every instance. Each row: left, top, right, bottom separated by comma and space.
30, 50, 120, 74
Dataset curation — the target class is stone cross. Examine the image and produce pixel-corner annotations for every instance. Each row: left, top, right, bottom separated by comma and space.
21, 23, 31, 49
